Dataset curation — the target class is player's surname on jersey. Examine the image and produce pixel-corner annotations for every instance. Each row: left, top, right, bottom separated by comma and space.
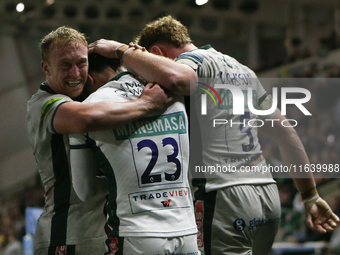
114, 112, 186, 140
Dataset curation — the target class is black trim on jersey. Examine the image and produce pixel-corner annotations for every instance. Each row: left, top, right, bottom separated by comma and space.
39, 81, 71, 134
51, 101, 69, 134
192, 178, 207, 198
86, 137, 121, 236
69, 140, 91, 149
109, 71, 134, 82
50, 133, 71, 246
67, 245, 76, 255
199, 44, 212, 50
40, 82, 83, 102
40, 82, 57, 94
194, 191, 217, 255
258, 92, 268, 106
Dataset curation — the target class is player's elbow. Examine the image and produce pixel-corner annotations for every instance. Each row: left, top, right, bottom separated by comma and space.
166, 69, 197, 95
53, 102, 101, 134
168, 80, 190, 96
80, 113, 103, 133
70, 111, 100, 133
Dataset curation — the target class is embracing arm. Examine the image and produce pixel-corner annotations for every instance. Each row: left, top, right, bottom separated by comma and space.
53, 83, 172, 134
121, 47, 197, 95
89, 39, 198, 95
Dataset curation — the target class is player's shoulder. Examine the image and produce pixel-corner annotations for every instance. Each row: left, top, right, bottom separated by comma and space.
27, 84, 72, 133
103, 71, 142, 89
107, 72, 143, 91
176, 45, 215, 64
110, 71, 139, 83
176, 51, 204, 64
86, 72, 144, 103
28, 83, 71, 113
223, 54, 258, 78
32, 83, 71, 100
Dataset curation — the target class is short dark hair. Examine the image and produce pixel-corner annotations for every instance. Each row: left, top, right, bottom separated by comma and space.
88, 53, 121, 73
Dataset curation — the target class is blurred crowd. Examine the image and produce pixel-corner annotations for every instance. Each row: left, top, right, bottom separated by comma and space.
254, 29, 340, 74
286, 30, 340, 64
0, 176, 44, 255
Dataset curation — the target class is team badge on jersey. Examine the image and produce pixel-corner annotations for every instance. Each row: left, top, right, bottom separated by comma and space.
161, 199, 171, 207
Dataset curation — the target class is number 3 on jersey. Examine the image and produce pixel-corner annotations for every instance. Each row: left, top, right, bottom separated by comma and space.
240, 111, 254, 152
131, 135, 183, 187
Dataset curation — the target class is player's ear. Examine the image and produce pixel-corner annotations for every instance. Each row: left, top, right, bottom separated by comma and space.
41, 61, 51, 76
150, 45, 164, 56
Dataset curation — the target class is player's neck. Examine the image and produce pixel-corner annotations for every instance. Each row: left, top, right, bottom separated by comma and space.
182, 43, 197, 53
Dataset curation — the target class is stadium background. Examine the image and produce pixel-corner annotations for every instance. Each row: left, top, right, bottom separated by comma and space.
0, 0, 340, 254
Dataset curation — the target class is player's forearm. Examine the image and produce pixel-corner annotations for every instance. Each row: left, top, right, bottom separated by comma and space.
54, 99, 153, 134
117, 47, 196, 95
275, 128, 316, 192
260, 109, 315, 191
89, 39, 197, 94
84, 99, 154, 132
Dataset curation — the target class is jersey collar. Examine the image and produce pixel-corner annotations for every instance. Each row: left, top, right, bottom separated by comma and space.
199, 45, 212, 50
108, 71, 134, 82
40, 82, 57, 94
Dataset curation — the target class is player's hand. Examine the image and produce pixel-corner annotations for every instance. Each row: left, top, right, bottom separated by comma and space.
89, 39, 126, 58
128, 42, 147, 52
304, 197, 340, 233
140, 83, 172, 112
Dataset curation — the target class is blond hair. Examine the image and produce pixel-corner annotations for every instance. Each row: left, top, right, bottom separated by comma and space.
134, 15, 192, 50
39, 26, 87, 62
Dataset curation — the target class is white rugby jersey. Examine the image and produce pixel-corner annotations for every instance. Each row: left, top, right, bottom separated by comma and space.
26, 83, 107, 250
70, 73, 197, 238
176, 45, 276, 193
